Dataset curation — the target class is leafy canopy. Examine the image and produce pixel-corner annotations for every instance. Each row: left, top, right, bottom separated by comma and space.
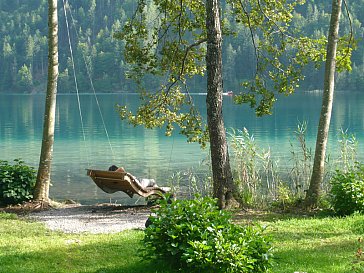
115, 0, 354, 144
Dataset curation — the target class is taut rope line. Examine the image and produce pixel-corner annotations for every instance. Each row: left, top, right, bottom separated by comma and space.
62, 0, 116, 163
62, 0, 90, 166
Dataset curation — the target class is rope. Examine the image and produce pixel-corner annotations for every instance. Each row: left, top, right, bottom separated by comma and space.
62, 0, 90, 166
63, 0, 116, 163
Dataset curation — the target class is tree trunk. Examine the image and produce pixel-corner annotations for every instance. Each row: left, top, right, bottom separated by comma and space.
206, 0, 238, 209
34, 0, 59, 203
305, 0, 342, 207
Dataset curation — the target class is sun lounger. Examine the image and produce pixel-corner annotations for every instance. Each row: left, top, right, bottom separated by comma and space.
86, 169, 170, 198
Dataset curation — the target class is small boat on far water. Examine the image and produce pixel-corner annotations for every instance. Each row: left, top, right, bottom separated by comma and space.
194, 91, 234, 96
223, 91, 234, 96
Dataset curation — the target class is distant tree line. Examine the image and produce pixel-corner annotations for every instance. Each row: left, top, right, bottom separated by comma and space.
0, 0, 363, 94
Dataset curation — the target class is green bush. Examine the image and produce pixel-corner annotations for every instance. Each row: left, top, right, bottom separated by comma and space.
144, 196, 272, 272
0, 159, 36, 205
330, 163, 364, 216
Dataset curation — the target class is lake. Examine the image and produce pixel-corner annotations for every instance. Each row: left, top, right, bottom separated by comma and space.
0, 91, 363, 204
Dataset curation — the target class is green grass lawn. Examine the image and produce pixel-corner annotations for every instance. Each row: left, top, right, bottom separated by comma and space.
0, 211, 362, 273
266, 214, 363, 273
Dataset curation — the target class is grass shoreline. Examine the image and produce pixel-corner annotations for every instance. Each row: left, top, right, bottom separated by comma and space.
0, 210, 362, 273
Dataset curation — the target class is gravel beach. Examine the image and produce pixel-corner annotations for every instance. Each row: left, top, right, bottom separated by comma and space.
26, 204, 152, 234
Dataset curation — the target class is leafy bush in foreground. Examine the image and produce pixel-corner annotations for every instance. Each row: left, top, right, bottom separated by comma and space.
143, 196, 272, 272
330, 163, 364, 216
0, 159, 36, 205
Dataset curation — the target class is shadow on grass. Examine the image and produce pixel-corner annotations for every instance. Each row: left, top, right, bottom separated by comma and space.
0, 230, 179, 273
233, 208, 335, 223
92, 260, 179, 273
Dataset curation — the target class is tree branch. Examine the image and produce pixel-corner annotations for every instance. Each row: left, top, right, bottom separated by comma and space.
239, 0, 259, 76
337, 0, 354, 66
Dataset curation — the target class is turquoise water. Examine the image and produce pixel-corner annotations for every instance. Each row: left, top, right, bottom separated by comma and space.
0, 92, 363, 204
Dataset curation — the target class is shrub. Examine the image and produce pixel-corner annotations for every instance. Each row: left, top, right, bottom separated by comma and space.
0, 159, 36, 205
143, 196, 272, 272
330, 163, 364, 216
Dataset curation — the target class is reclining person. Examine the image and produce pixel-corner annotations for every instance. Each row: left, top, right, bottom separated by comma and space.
108, 165, 156, 187
108, 165, 125, 173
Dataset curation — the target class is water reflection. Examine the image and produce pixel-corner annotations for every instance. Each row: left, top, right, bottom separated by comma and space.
0, 92, 363, 204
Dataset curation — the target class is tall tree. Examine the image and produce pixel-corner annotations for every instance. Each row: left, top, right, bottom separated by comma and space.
305, 0, 343, 207
206, 0, 236, 208
34, 0, 59, 203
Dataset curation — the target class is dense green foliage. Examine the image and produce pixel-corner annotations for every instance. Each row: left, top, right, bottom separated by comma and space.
0, 0, 362, 94
0, 159, 36, 205
330, 163, 364, 216
144, 196, 272, 272
0, 0, 133, 93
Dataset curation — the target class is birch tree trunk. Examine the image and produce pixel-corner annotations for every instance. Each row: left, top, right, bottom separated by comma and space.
305, 0, 342, 207
206, 0, 238, 209
34, 0, 59, 203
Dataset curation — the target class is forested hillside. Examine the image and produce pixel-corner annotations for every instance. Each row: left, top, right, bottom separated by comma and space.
0, 0, 363, 94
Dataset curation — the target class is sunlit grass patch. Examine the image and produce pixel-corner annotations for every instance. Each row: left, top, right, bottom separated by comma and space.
268, 214, 363, 273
